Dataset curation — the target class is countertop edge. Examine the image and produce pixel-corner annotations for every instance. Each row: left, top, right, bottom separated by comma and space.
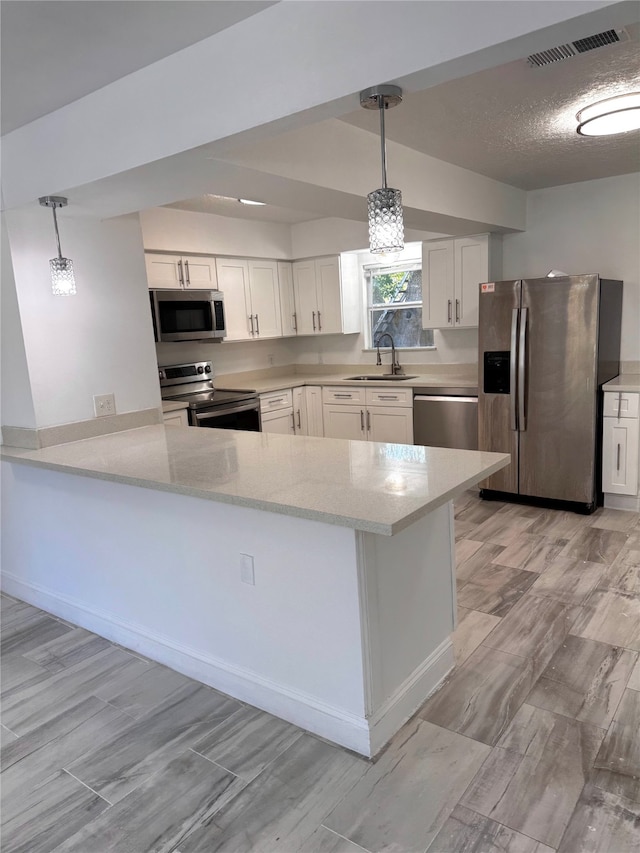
602, 375, 640, 393
1, 438, 509, 537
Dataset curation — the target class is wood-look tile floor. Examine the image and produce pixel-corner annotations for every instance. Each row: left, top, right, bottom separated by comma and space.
2, 493, 639, 852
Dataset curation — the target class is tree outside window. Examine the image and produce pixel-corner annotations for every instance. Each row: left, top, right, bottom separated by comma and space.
366, 264, 434, 348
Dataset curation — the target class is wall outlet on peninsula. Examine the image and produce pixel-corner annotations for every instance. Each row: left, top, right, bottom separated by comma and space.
94, 393, 116, 417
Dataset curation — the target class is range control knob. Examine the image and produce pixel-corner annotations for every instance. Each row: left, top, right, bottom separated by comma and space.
204, 365, 212, 374
197, 366, 204, 374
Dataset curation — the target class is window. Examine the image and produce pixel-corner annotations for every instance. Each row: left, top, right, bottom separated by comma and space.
365, 263, 434, 349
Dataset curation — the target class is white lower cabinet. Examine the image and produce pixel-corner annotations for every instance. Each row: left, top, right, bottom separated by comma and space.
322, 386, 413, 444
602, 391, 639, 496
292, 386, 324, 436
163, 409, 189, 427
260, 390, 295, 435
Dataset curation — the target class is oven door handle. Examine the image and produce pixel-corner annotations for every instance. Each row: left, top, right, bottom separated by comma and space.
194, 400, 259, 421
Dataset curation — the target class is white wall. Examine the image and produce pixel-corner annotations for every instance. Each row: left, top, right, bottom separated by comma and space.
502, 174, 640, 362
4, 209, 160, 428
1, 215, 37, 429
140, 207, 292, 259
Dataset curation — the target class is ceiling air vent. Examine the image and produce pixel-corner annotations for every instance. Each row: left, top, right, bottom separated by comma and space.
527, 28, 628, 67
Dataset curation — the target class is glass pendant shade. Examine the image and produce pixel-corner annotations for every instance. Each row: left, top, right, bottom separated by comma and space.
367, 188, 405, 253
50, 257, 76, 295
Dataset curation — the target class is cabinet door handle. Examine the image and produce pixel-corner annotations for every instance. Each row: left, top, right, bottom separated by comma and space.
177, 259, 184, 287
249, 315, 255, 335
616, 443, 621, 471
312, 311, 317, 331
447, 299, 452, 323
317, 310, 322, 331
360, 410, 365, 431
291, 412, 295, 432
296, 409, 301, 429
455, 298, 460, 323
184, 259, 191, 286
366, 410, 371, 432
618, 392, 622, 420
255, 314, 260, 335
292, 312, 297, 332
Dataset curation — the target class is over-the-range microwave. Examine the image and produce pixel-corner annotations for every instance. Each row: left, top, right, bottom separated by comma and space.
150, 289, 226, 343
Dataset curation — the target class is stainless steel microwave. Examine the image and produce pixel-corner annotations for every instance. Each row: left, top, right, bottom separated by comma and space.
150, 290, 226, 342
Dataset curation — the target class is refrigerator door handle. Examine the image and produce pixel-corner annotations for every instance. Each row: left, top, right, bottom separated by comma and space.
510, 308, 519, 431
518, 307, 528, 431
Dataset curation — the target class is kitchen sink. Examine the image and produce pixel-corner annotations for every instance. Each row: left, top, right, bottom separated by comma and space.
345, 375, 418, 381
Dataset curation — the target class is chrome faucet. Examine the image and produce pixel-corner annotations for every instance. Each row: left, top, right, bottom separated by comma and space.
375, 333, 403, 375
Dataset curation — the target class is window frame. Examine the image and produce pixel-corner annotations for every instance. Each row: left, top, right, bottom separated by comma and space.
363, 261, 435, 350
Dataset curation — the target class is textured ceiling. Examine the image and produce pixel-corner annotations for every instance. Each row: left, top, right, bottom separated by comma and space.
341, 23, 640, 190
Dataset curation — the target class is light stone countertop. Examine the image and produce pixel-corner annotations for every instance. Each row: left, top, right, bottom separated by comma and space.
602, 375, 640, 393
161, 400, 190, 413
215, 368, 479, 396
1, 425, 508, 536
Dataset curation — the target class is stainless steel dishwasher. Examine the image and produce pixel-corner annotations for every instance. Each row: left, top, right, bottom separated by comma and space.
413, 387, 479, 450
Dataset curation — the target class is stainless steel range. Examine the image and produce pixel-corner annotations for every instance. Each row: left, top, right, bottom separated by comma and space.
159, 361, 261, 431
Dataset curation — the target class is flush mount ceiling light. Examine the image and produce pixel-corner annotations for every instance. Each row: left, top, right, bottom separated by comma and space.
360, 84, 404, 254
237, 198, 266, 206
39, 196, 76, 296
576, 92, 640, 136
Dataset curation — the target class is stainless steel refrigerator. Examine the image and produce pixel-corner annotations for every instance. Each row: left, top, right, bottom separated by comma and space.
478, 273, 622, 512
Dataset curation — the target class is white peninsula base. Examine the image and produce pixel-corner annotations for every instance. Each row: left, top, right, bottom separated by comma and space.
1, 426, 508, 757
2, 466, 456, 757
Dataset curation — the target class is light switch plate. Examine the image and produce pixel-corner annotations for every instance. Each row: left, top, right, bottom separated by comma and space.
240, 553, 255, 585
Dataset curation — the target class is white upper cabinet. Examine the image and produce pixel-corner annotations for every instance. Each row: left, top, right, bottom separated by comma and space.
145, 253, 218, 290
292, 255, 360, 336
216, 258, 282, 341
278, 262, 297, 336
248, 260, 282, 339
422, 234, 501, 329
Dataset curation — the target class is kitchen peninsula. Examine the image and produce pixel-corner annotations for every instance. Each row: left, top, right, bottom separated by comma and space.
1, 426, 508, 757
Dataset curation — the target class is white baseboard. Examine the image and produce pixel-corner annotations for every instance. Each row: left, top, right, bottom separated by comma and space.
1, 572, 373, 754
603, 493, 640, 512
2, 571, 453, 758
368, 639, 454, 756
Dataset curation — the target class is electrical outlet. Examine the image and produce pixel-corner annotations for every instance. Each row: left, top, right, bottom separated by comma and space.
94, 393, 116, 417
267, 354, 274, 366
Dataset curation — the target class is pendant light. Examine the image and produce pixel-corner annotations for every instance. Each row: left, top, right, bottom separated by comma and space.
39, 196, 76, 295
576, 92, 640, 136
360, 85, 404, 254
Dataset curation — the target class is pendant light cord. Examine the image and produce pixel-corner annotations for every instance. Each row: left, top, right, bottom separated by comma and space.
51, 204, 63, 260
379, 98, 388, 189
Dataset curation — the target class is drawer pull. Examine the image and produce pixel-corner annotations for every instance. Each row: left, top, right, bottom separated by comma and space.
334, 393, 353, 399
377, 395, 399, 401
